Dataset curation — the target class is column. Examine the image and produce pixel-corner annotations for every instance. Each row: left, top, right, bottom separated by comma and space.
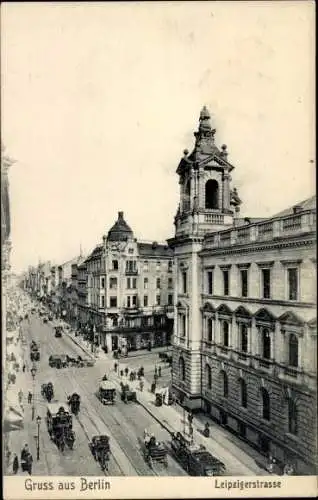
250, 317, 258, 356
231, 315, 238, 349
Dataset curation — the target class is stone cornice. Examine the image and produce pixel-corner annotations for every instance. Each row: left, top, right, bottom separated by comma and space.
201, 293, 315, 309
200, 233, 316, 257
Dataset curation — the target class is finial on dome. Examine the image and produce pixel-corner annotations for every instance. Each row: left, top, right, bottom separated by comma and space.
200, 106, 210, 120
183, 149, 189, 157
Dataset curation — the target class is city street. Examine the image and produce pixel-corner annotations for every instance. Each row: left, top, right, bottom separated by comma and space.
10, 314, 187, 476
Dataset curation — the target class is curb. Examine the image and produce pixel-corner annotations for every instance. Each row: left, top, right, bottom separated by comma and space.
65, 333, 96, 360
136, 398, 175, 436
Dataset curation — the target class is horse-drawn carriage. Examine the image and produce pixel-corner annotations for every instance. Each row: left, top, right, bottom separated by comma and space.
89, 435, 110, 471
41, 382, 54, 402
30, 342, 40, 362
98, 381, 116, 405
67, 393, 81, 415
143, 431, 168, 468
46, 403, 75, 451
120, 382, 137, 403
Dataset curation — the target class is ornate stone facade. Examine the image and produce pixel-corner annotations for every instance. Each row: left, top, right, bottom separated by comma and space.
169, 108, 317, 474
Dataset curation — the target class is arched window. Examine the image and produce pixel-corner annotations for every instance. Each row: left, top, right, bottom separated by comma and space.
183, 179, 191, 211
240, 379, 247, 408
207, 318, 213, 342
261, 388, 270, 420
221, 371, 228, 397
222, 321, 229, 346
205, 364, 212, 389
179, 356, 185, 381
205, 180, 219, 209
288, 398, 298, 435
262, 328, 271, 359
289, 334, 299, 367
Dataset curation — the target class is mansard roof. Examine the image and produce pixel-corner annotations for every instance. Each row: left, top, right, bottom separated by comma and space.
234, 305, 252, 318
272, 195, 316, 218
278, 311, 305, 326
254, 308, 276, 323
137, 242, 173, 258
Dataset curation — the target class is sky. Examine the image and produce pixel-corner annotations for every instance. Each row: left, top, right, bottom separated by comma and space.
1, 2, 315, 274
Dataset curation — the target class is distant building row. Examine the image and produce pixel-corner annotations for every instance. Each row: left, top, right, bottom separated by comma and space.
24, 212, 174, 352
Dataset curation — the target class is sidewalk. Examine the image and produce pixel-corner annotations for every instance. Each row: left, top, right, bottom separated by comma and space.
5, 325, 49, 476
65, 329, 269, 476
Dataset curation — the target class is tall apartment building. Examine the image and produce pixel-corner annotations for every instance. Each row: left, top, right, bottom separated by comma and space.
76, 211, 174, 352
168, 107, 316, 474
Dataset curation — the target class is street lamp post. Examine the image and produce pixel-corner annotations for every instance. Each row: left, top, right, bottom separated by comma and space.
35, 416, 41, 460
30, 365, 37, 421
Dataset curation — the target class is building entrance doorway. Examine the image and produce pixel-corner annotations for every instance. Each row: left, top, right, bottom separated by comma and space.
220, 410, 228, 426
259, 435, 270, 454
238, 421, 246, 438
111, 335, 118, 351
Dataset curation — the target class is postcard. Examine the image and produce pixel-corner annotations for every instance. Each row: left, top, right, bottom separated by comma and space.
1, 1, 316, 499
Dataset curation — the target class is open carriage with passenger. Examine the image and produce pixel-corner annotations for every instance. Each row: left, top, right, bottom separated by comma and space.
41, 382, 54, 402
98, 381, 116, 405
46, 403, 75, 451
142, 430, 168, 468
89, 435, 110, 471
120, 382, 137, 403
67, 393, 81, 415
30, 341, 40, 362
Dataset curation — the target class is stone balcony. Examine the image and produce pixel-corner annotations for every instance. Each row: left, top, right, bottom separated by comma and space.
204, 209, 316, 249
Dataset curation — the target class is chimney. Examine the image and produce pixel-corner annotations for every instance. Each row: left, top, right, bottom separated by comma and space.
293, 205, 302, 214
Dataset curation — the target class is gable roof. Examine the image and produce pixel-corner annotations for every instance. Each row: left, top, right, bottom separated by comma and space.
235, 305, 252, 318
278, 311, 305, 326
254, 308, 276, 324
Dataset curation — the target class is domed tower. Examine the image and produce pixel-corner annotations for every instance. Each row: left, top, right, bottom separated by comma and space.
174, 106, 240, 238
168, 107, 241, 410
107, 211, 134, 243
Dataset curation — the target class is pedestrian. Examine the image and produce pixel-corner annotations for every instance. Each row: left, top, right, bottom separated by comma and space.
27, 453, 33, 475
124, 367, 129, 376
189, 424, 194, 442
139, 379, 144, 392
188, 411, 193, 425
120, 369, 124, 377
18, 390, 23, 404
22, 364, 26, 373
114, 362, 118, 373
158, 366, 161, 377
154, 366, 158, 377
27, 392, 32, 404
12, 454, 19, 474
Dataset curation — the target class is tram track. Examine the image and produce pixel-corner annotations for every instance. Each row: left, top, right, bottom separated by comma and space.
28, 315, 182, 476
32, 319, 153, 476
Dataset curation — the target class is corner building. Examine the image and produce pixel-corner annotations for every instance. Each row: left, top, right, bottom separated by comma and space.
168, 107, 316, 474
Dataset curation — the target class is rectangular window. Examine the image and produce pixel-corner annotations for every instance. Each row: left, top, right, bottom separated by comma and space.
144, 277, 148, 289
126, 278, 131, 289
132, 278, 137, 289
207, 271, 213, 295
223, 321, 229, 346
144, 260, 149, 272
240, 269, 248, 297
112, 260, 118, 271
262, 268, 271, 299
156, 278, 161, 289
101, 277, 105, 289
109, 277, 117, 289
223, 270, 229, 296
180, 314, 186, 337
143, 295, 148, 307
110, 297, 117, 308
101, 295, 105, 308
240, 323, 248, 352
288, 268, 298, 300
156, 261, 161, 271
127, 296, 131, 308
132, 295, 137, 307
168, 277, 173, 289
156, 294, 161, 305
207, 318, 213, 342
182, 271, 187, 294
168, 294, 173, 305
